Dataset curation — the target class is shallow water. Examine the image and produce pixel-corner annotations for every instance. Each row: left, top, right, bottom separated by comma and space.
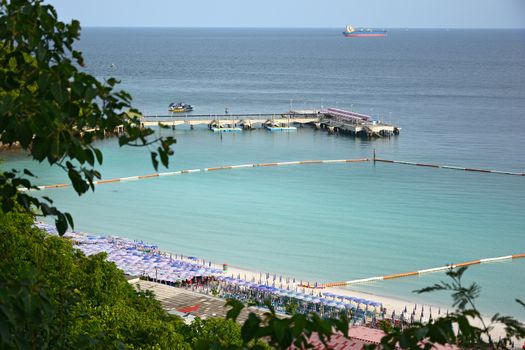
2, 28, 524, 319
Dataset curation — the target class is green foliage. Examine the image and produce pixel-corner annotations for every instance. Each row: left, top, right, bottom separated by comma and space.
0, 271, 56, 349
182, 317, 244, 349
0, 0, 175, 234
224, 299, 349, 349
366, 267, 525, 350
0, 210, 189, 349
284, 300, 299, 316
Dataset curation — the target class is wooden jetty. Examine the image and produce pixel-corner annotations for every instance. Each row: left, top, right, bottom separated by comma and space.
141, 108, 401, 137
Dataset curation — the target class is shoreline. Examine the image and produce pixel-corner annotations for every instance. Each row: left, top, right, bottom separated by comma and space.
179, 261, 518, 340
222, 262, 446, 321
36, 222, 521, 339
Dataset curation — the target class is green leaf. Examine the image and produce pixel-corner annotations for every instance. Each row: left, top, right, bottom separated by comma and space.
150, 152, 159, 171
225, 299, 244, 321
84, 149, 94, 166
94, 148, 103, 164
240, 313, 260, 343
55, 213, 68, 235
23, 169, 35, 177
158, 147, 168, 168
65, 212, 74, 230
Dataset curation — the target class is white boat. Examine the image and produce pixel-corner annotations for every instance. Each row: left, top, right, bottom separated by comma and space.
211, 127, 242, 133
266, 126, 297, 132
266, 114, 297, 132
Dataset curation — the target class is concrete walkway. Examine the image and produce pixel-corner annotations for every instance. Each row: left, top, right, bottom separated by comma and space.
133, 280, 264, 323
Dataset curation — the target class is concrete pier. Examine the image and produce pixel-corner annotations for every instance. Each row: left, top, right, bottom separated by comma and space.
142, 108, 401, 138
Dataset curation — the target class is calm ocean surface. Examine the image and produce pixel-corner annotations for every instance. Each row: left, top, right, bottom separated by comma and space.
3, 28, 524, 318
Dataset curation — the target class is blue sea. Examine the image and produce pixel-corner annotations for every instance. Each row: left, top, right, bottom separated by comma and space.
3, 28, 524, 319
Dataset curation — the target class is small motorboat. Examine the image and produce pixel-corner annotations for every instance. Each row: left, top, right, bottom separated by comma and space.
169, 102, 193, 112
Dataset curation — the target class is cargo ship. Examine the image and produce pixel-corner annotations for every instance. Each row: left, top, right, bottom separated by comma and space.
342, 25, 387, 37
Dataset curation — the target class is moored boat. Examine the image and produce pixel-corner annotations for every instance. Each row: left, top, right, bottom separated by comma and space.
169, 102, 193, 112
211, 127, 242, 133
342, 25, 387, 37
266, 126, 297, 132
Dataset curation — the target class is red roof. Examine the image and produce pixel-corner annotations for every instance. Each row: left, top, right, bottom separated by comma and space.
293, 326, 458, 350
292, 326, 381, 350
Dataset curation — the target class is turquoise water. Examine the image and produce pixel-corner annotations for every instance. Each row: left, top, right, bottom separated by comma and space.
6, 128, 525, 319
2, 28, 525, 319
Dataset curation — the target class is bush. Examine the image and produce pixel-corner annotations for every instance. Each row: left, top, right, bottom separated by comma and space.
0, 210, 189, 349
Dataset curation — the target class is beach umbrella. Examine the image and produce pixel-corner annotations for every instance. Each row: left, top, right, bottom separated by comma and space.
275, 289, 287, 297
335, 301, 346, 309
284, 289, 296, 297
296, 294, 308, 301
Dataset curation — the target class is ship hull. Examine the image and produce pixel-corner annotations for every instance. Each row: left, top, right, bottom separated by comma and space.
342, 26, 387, 37
343, 33, 386, 37
343, 31, 387, 37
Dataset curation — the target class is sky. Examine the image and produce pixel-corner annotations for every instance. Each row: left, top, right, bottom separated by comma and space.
47, 0, 525, 28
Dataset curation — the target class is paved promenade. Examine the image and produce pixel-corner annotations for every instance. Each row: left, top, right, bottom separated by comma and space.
133, 280, 264, 323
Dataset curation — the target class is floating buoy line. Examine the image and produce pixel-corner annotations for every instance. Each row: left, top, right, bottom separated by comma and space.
18, 155, 523, 192
321, 253, 525, 288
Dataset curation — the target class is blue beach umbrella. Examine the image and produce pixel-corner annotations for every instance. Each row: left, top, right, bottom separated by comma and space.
335, 302, 346, 309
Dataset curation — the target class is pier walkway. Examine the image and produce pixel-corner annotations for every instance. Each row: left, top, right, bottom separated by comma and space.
142, 111, 319, 129
141, 108, 401, 137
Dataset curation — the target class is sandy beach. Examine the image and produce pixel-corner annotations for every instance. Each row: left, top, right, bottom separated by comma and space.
223, 263, 439, 320
219, 262, 515, 340
46, 221, 516, 341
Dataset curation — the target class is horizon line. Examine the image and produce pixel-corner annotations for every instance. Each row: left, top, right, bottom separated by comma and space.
80, 25, 525, 30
